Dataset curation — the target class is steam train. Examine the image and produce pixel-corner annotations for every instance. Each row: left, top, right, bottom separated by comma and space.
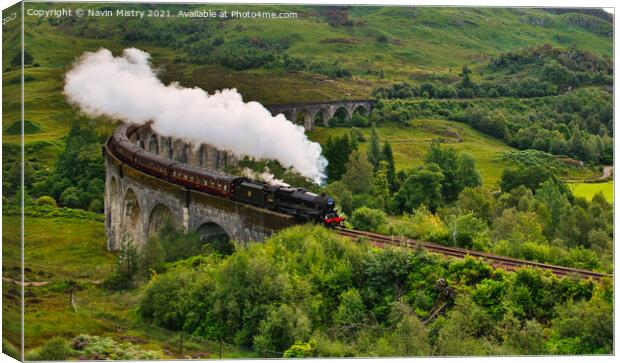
107, 124, 345, 226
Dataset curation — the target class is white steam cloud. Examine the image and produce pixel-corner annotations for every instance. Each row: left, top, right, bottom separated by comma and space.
64, 48, 327, 184
241, 168, 290, 188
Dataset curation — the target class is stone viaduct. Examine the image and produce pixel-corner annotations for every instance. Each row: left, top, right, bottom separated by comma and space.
105, 99, 376, 250
266, 99, 375, 130
104, 124, 295, 250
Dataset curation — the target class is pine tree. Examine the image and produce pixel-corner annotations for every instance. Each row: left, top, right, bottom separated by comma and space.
372, 161, 390, 209
380, 141, 397, 192
343, 150, 374, 195
367, 123, 381, 171
460, 64, 473, 89
323, 134, 358, 182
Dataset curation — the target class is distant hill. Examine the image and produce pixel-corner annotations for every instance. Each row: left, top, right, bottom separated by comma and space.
8, 4, 612, 103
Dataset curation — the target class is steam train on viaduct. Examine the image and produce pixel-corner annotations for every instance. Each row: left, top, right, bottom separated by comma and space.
107, 124, 345, 226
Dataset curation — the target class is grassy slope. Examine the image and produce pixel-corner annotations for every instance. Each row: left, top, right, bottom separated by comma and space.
2, 215, 253, 358
309, 120, 514, 188
4, 5, 612, 142
308, 120, 599, 190
570, 181, 613, 203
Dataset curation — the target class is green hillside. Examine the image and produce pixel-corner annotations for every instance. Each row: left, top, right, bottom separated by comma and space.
2, 3, 613, 358
2, 4, 613, 159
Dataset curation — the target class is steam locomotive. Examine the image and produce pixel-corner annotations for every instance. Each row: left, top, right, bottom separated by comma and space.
107, 124, 345, 226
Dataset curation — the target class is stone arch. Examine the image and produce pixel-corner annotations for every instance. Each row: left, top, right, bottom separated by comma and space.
215, 150, 228, 169
180, 145, 189, 163
162, 137, 173, 159
198, 144, 209, 168
314, 108, 330, 126
196, 221, 234, 254
148, 134, 159, 154
282, 110, 293, 122
173, 140, 189, 163
352, 104, 369, 116
295, 109, 312, 127
122, 188, 141, 245
147, 203, 176, 238
331, 106, 350, 125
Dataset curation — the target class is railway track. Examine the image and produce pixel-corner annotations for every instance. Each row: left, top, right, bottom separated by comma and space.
336, 228, 612, 280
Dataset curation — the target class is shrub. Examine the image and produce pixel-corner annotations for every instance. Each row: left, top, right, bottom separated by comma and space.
391, 207, 449, 243
350, 207, 387, 232
253, 304, 311, 357
72, 334, 161, 360
283, 340, 316, 358
36, 337, 73, 361
35, 195, 57, 207
351, 113, 370, 127
349, 127, 366, 142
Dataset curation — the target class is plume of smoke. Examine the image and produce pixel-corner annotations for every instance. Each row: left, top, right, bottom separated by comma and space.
241, 168, 290, 187
63, 48, 327, 184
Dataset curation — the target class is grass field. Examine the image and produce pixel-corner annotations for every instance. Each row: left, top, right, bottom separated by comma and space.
1, 214, 254, 358
307, 120, 600, 190
569, 181, 613, 203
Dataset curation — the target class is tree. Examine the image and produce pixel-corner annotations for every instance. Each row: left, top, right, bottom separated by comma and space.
376, 302, 430, 356
10, 50, 33, 67
333, 288, 367, 339
253, 304, 311, 357
103, 236, 139, 291
446, 212, 486, 249
496, 314, 546, 355
380, 141, 397, 192
456, 153, 482, 189
138, 271, 198, 331
395, 163, 444, 213
342, 150, 374, 195
500, 165, 552, 194
325, 181, 353, 215
457, 187, 494, 223
491, 209, 546, 245
534, 179, 571, 239
434, 295, 497, 355
139, 237, 166, 278
323, 134, 358, 182
35, 121, 105, 210
59, 187, 81, 208
367, 123, 382, 170
424, 142, 461, 201
372, 161, 390, 209
541, 60, 571, 87
548, 297, 613, 354
460, 64, 474, 89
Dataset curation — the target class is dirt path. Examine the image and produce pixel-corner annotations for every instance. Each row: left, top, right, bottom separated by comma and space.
3, 276, 102, 287
599, 166, 613, 180
2, 277, 48, 287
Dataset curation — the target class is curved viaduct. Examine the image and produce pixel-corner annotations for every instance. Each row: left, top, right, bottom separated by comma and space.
266, 99, 375, 130
104, 124, 295, 251
105, 99, 375, 250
